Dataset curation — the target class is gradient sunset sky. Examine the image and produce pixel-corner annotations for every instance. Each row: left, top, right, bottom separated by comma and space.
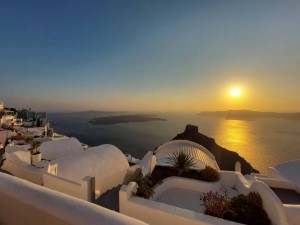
1, 1, 300, 112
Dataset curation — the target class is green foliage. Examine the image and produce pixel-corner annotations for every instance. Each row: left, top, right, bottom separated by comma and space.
225, 192, 271, 225
31, 141, 40, 149
247, 191, 263, 206
169, 151, 196, 176
133, 173, 155, 199
197, 166, 220, 182
30, 141, 41, 154
24, 136, 34, 144
201, 191, 271, 225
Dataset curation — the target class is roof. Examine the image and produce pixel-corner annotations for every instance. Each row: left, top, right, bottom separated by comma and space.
39, 137, 84, 160
51, 144, 129, 184
155, 140, 219, 170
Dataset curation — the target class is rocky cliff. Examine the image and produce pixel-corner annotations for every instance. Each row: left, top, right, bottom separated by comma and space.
172, 124, 258, 174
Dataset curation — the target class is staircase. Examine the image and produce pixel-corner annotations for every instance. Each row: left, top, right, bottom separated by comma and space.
95, 185, 122, 212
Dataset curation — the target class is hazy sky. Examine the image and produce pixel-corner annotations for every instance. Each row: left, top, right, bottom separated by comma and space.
1, 0, 300, 112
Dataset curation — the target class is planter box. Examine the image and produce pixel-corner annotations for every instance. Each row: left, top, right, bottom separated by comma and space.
31, 153, 41, 165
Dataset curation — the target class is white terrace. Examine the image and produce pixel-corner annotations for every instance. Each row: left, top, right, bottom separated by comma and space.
121, 140, 300, 225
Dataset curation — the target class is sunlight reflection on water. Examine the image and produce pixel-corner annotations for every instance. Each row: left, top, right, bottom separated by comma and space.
210, 118, 300, 173
48, 112, 300, 174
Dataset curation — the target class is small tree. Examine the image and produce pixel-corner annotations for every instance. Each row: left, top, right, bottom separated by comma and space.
30, 141, 41, 155
169, 151, 196, 176
24, 136, 33, 144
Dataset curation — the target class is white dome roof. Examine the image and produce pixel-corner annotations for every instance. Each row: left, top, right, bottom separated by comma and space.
51, 144, 129, 185
39, 137, 84, 160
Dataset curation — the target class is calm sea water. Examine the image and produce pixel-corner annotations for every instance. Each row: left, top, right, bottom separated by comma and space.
48, 112, 300, 173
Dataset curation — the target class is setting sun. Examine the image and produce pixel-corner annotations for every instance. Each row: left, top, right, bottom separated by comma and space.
231, 88, 241, 97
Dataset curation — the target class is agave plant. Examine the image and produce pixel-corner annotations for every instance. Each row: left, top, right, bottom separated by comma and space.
169, 151, 196, 176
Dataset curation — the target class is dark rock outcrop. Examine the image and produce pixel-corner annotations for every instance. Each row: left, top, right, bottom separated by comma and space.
172, 124, 258, 174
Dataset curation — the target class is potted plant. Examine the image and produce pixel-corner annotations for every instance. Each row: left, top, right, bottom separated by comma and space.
133, 173, 155, 199
30, 141, 41, 165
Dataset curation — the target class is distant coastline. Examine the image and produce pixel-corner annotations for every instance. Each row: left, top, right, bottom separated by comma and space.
199, 110, 300, 120
89, 114, 166, 125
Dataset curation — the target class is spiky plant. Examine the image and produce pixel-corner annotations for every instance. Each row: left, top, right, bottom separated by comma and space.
169, 151, 196, 176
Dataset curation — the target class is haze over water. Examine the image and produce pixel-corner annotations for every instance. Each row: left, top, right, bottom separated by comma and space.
48, 112, 300, 173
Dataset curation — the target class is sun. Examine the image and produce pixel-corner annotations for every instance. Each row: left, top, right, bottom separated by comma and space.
231, 88, 241, 97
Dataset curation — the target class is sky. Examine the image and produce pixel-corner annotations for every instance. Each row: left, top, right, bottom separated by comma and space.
1, 0, 300, 112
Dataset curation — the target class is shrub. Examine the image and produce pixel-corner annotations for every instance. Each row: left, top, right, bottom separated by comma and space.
24, 136, 34, 144
197, 166, 220, 182
133, 173, 155, 199
200, 191, 232, 218
201, 191, 271, 225
12, 133, 25, 141
169, 151, 195, 176
225, 192, 271, 225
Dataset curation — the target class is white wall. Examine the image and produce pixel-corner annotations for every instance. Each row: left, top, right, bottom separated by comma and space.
43, 173, 95, 202
43, 165, 140, 201
1, 158, 44, 185
285, 205, 300, 225
0, 172, 148, 225
121, 172, 297, 225
120, 182, 238, 225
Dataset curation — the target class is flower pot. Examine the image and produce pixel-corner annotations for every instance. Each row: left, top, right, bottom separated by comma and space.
31, 152, 42, 165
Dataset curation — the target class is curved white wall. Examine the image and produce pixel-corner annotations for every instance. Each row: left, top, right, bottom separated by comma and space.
121, 172, 296, 225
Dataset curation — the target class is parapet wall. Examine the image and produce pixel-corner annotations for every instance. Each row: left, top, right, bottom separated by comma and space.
120, 172, 295, 225
0, 172, 148, 225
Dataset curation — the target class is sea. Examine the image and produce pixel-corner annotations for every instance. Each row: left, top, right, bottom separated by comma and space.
48, 112, 300, 174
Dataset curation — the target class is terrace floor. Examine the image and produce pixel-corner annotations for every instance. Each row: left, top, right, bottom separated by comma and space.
271, 187, 300, 205
155, 188, 204, 212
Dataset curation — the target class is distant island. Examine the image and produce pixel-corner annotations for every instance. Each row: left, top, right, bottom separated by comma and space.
199, 110, 300, 120
89, 114, 166, 125
78, 110, 127, 114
